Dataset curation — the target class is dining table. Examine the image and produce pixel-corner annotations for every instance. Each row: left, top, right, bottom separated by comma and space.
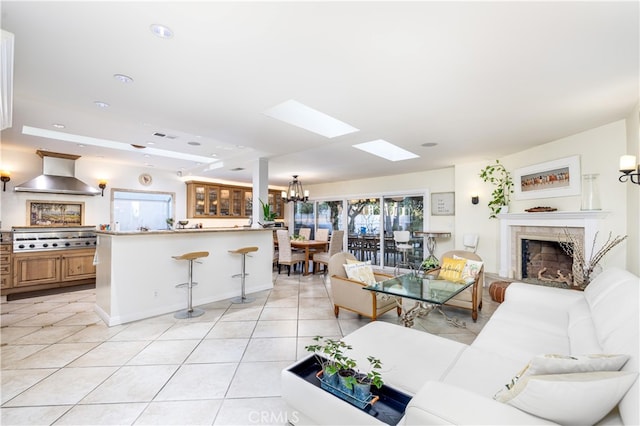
290, 239, 329, 275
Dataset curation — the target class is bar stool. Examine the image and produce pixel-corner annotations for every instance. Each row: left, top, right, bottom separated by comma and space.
393, 231, 414, 276
228, 246, 258, 303
172, 251, 209, 318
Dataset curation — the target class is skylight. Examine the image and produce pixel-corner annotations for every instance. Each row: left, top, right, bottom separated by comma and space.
22, 126, 219, 165
263, 99, 359, 138
352, 139, 420, 162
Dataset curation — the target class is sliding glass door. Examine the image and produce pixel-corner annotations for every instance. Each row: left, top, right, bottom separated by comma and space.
383, 196, 424, 268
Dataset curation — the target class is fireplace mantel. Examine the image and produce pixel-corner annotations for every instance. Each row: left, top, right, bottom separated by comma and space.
498, 211, 609, 278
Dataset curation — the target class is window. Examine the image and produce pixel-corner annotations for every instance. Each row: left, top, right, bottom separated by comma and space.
112, 189, 175, 231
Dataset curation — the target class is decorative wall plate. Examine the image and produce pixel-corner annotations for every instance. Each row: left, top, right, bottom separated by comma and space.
139, 173, 152, 186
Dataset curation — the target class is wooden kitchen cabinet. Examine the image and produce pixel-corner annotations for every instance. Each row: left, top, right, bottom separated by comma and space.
8, 248, 96, 295
13, 251, 61, 287
0, 244, 12, 289
187, 181, 284, 219
62, 249, 96, 281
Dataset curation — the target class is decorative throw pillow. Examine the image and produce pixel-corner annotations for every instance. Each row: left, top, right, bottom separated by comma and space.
494, 371, 637, 425
522, 354, 629, 377
343, 261, 376, 285
503, 354, 630, 390
453, 255, 483, 281
437, 257, 467, 282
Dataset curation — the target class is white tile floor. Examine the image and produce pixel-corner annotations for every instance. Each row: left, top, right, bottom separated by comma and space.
1, 271, 499, 425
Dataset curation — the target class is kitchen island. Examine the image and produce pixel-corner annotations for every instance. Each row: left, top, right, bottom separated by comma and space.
94, 227, 273, 326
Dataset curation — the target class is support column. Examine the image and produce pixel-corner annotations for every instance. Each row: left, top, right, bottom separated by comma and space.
252, 158, 269, 228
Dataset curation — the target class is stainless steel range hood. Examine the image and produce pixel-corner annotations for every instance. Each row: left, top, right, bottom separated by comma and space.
14, 150, 100, 196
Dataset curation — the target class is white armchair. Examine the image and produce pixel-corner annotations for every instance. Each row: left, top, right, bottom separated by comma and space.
328, 252, 401, 320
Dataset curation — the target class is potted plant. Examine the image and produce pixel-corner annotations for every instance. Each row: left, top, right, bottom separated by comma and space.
420, 257, 440, 276
305, 336, 384, 402
343, 356, 384, 401
165, 217, 174, 230
259, 199, 277, 224
305, 336, 354, 388
479, 159, 514, 219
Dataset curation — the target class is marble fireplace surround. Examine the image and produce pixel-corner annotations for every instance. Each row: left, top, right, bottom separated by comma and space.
498, 211, 609, 279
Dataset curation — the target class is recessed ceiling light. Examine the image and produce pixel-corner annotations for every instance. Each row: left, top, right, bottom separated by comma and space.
230, 167, 244, 171
187, 141, 201, 146
131, 144, 146, 149
113, 74, 134, 84
146, 141, 155, 145
150, 24, 173, 39
94, 101, 110, 109
353, 139, 420, 162
263, 99, 359, 138
421, 142, 439, 147
52, 123, 65, 129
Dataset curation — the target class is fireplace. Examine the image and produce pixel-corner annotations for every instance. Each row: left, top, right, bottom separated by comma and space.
521, 238, 574, 286
498, 211, 607, 279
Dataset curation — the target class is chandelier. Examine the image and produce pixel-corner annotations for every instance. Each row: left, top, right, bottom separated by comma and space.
281, 175, 309, 203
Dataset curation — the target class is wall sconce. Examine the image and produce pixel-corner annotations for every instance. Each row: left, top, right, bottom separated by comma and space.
0, 171, 10, 192
619, 155, 640, 185
98, 180, 107, 196
471, 193, 479, 205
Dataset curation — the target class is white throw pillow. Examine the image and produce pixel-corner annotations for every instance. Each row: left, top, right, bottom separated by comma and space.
505, 354, 630, 389
523, 353, 629, 377
494, 371, 637, 425
343, 261, 376, 285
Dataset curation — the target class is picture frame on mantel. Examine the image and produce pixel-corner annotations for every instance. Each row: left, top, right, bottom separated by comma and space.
27, 200, 84, 226
513, 155, 581, 200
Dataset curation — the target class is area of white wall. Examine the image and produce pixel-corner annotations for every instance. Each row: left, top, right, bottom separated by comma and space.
624, 103, 639, 275
454, 160, 498, 269
487, 120, 629, 274
307, 167, 457, 256
0, 148, 188, 228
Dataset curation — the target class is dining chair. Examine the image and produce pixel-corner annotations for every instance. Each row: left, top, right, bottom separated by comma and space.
315, 228, 329, 242
276, 229, 305, 276
299, 227, 311, 240
463, 234, 479, 252
312, 230, 344, 273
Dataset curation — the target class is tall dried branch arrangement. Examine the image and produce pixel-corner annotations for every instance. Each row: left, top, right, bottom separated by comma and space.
559, 229, 628, 288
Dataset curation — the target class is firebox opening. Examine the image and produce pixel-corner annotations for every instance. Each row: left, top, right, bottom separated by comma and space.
521, 239, 574, 287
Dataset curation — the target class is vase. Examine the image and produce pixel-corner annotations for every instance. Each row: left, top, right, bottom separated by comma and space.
581, 174, 601, 211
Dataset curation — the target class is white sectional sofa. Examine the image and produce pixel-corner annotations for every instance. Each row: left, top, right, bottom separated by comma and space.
282, 267, 639, 425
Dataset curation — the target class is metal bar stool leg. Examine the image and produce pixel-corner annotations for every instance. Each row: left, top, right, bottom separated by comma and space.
173, 251, 208, 319
229, 246, 258, 304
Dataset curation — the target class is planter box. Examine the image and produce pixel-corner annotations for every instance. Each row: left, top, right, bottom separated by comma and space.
286, 355, 411, 425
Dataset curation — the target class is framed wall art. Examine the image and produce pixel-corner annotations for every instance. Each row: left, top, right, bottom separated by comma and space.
431, 192, 455, 216
28, 200, 85, 226
513, 155, 581, 200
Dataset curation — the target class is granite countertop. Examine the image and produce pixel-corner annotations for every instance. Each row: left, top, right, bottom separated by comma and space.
96, 227, 271, 236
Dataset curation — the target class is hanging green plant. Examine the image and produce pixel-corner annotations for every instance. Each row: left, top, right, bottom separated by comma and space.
479, 160, 514, 219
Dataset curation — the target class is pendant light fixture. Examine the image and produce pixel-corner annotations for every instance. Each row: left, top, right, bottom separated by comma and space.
281, 175, 309, 202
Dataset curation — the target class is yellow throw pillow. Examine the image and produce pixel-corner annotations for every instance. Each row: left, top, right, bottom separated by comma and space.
438, 257, 467, 282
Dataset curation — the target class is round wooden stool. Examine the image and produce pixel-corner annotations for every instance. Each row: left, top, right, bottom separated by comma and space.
228, 246, 258, 304
172, 251, 209, 318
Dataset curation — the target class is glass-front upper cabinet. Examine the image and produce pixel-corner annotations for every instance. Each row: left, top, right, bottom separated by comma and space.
219, 189, 230, 216
186, 182, 285, 219
231, 189, 243, 216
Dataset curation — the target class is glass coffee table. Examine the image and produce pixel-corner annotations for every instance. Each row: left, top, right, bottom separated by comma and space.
364, 273, 472, 328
